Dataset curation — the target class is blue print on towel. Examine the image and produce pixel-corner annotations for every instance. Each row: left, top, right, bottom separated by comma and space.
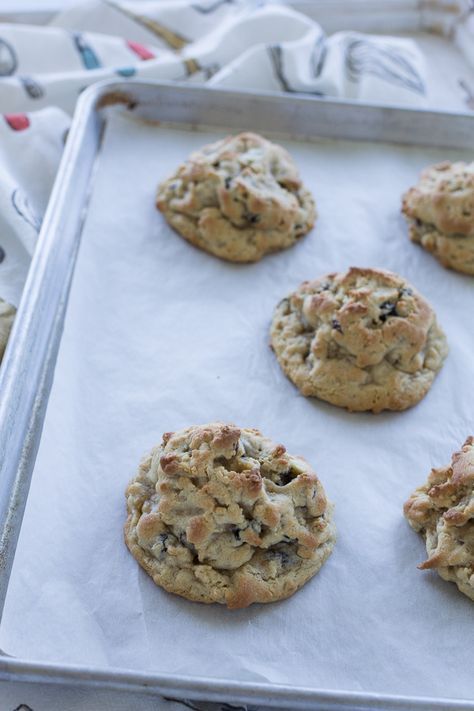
72, 33, 101, 70
116, 67, 137, 77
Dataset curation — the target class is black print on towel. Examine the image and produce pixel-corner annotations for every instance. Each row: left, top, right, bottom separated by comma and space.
0, 245, 6, 264
268, 45, 292, 92
13, 705, 34, 711
0, 38, 17, 76
191, 0, 235, 13
164, 699, 250, 710
268, 44, 323, 95
311, 34, 327, 78
11, 189, 42, 232
345, 39, 425, 95
163, 700, 202, 710
72, 33, 101, 70
19, 76, 44, 99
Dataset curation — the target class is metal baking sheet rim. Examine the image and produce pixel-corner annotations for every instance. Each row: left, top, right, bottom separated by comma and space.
93, 80, 474, 149
0, 657, 474, 711
1, 80, 474, 710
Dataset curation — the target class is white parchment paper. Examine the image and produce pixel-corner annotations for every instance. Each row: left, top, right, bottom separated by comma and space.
1, 112, 473, 700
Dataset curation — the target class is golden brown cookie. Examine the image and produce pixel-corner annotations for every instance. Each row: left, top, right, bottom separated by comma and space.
404, 437, 474, 601
270, 267, 448, 413
125, 423, 335, 608
156, 132, 316, 262
402, 161, 474, 274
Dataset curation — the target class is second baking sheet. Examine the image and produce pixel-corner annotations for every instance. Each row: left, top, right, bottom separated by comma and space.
1, 110, 473, 700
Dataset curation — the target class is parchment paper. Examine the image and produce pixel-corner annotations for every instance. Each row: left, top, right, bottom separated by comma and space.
1, 112, 473, 700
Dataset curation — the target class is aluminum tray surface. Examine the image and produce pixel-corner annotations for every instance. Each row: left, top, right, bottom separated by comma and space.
0, 83, 473, 710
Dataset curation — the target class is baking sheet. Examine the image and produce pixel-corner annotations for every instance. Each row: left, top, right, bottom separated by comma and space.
1, 111, 473, 700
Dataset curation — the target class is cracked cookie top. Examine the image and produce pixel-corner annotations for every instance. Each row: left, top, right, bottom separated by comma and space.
156, 132, 316, 263
124, 423, 335, 608
404, 437, 474, 601
0, 298, 16, 362
402, 161, 474, 238
270, 267, 448, 412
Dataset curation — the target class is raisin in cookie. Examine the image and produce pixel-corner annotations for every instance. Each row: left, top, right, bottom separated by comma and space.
270, 267, 448, 413
402, 161, 474, 274
125, 423, 335, 608
156, 132, 316, 263
0, 298, 16, 362
404, 437, 474, 601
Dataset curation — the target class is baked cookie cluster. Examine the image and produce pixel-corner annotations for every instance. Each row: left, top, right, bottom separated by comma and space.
156, 132, 315, 263
131, 135, 472, 606
125, 423, 335, 608
404, 437, 474, 601
402, 161, 474, 275
270, 267, 447, 412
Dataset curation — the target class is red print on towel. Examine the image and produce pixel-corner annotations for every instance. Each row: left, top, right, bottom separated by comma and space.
126, 40, 155, 61
4, 114, 30, 131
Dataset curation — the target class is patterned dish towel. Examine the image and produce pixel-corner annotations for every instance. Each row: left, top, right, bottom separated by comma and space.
0, 1, 429, 113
